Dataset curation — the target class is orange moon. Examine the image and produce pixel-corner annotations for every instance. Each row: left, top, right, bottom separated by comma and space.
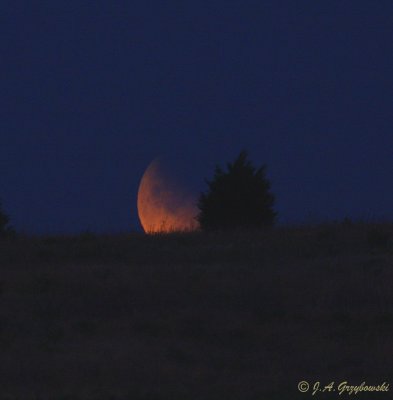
137, 158, 199, 233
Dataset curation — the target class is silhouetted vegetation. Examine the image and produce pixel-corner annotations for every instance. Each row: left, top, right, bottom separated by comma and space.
0, 200, 11, 235
197, 151, 277, 231
0, 222, 392, 399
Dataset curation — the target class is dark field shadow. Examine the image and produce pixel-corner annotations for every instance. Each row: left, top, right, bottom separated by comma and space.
0, 222, 392, 399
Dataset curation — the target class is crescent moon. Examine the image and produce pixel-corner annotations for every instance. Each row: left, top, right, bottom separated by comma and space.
137, 158, 199, 233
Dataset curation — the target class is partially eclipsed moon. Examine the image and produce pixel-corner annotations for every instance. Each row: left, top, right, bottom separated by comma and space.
137, 158, 199, 233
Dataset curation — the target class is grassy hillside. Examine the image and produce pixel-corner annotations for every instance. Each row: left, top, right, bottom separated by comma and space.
0, 222, 392, 399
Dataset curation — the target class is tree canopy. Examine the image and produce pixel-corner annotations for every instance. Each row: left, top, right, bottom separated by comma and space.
197, 151, 277, 231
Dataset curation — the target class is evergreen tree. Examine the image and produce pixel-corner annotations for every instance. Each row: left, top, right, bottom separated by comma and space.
197, 151, 277, 231
0, 201, 10, 234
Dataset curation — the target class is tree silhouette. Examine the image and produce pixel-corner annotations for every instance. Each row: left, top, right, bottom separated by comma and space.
197, 151, 277, 231
0, 201, 10, 234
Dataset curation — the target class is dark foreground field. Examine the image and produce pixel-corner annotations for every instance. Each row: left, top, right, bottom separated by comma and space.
0, 222, 392, 399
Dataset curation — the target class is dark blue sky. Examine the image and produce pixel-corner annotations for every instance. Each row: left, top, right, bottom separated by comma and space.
1, 1, 392, 234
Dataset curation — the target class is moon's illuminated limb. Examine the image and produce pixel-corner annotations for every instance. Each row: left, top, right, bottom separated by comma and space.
137, 159, 199, 233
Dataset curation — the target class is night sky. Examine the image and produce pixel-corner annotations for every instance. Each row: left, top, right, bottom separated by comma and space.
1, 1, 393, 234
